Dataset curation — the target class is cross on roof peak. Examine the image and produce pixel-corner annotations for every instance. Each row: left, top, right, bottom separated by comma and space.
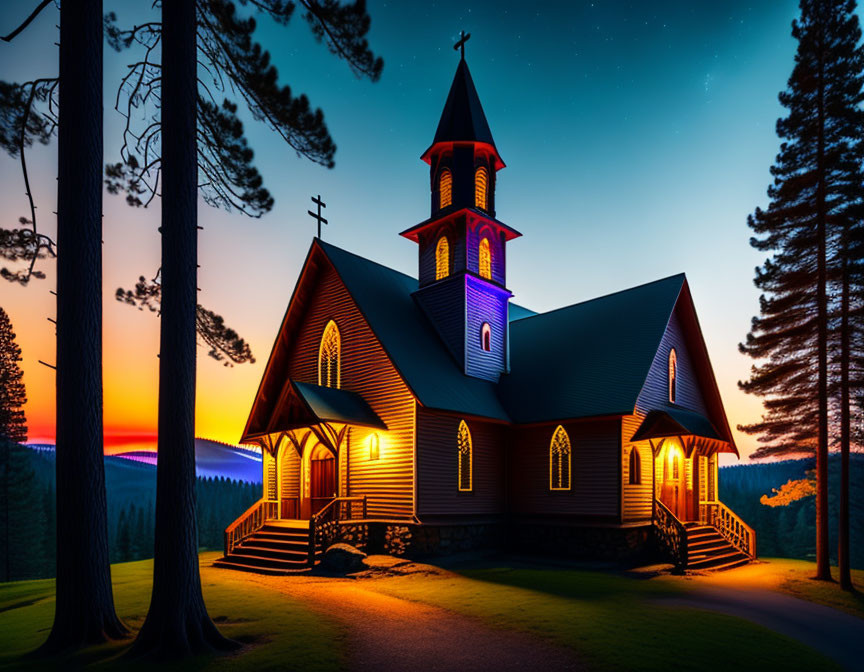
454, 30, 471, 60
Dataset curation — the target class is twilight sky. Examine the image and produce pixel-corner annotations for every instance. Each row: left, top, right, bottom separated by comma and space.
0, 0, 818, 461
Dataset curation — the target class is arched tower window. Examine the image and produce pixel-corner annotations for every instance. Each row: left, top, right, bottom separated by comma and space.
480, 323, 492, 352
439, 168, 452, 209
550, 425, 571, 491
475, 166, 488, 210
435, 236, 450, 280
479, 237, 492, 280
318, 320, 341, 389
668, 348, 678, 404
457, 420, 473, 492
629, 447, 641, 485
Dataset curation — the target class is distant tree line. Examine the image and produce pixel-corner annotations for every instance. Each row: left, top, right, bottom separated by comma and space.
1, 446, 258, 582
721, 456, 864, 568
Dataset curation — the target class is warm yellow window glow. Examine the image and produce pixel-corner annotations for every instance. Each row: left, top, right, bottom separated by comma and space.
550, 425, 571, 491
479, 237, 492, 279
668, 348, 678, 403
369, 433, 380, 461
435, 236, 450, 280
318, 320, 341, 389
475, 166, 488, 210
458, 420, 473, 492
439, 169, 452, 209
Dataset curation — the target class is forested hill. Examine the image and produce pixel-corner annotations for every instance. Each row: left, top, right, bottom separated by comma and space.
1, 445, 258, 582
720, 454, 864, 568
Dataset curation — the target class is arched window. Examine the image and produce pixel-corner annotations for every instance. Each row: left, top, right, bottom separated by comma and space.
629, 447, 641, 485
369, 433, 380, 461
481, 323, 492, 352
439, 169, 452, 209
475, 166, 488, 210
668, 348, 678, 404
435, 236, 450, 280
318, 320, 341, 389
479, 237, 492, 279
549, 425, 571, 491
457, 420, 473, 492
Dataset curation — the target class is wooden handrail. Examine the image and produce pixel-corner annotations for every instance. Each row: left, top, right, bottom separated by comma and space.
710, 501, 757, 558
224, 498, 278, 556
308, 496, 368, 566
654, 499, 688, 570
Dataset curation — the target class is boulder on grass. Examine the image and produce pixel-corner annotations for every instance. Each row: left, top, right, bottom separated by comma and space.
322, 543, 367, 573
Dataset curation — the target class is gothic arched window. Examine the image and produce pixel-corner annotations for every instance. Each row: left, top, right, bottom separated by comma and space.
481, 322, 492, 352
436, 236, 450, 280
479, 237, 492, 279
475, 166, 488, 210
629, 447, 641, 485
668, 348, 678, 404
439, 169, 452, 209
318, 320, 341, 389
458, 420, 473, 492
550, 425, 571, 491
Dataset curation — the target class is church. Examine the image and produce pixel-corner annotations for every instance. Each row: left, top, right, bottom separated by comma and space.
218, 47, 756, 575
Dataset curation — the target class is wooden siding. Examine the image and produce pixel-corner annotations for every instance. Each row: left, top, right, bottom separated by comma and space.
466, 223, 506, 286
285, 264, 416, 520
622, 304, 714, 521
280, 443, 300, 500
510, 418, 621, 519
414, 277, 466, 369
418, 217, 467, 287
465, 275, 508, 381
264, 450, 277, 500
416, 407, 506, 518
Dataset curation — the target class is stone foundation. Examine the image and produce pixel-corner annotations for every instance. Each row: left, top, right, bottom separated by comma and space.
511, 522, 654, 562
363, 522, 504, 557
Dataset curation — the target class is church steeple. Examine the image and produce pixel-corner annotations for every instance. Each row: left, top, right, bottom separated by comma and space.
401, 45, 521, 383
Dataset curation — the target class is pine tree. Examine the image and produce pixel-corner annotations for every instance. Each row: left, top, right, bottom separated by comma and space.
0, 307, 27, 445
739, 0, 864, 581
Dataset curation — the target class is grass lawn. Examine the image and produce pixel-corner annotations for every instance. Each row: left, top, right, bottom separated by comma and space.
660, 557, 864, 619
0, 552, 344, 671
367, 562, 842, 671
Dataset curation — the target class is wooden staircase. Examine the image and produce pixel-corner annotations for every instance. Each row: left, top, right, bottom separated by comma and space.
684, 522, 750, 571
214, 522, 316, 574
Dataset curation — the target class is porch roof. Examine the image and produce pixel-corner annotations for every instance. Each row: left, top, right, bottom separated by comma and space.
630, 407, 724, 444
292, 381, 388, 430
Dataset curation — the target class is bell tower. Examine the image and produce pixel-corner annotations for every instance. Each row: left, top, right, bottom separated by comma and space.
401, 41, 521, 382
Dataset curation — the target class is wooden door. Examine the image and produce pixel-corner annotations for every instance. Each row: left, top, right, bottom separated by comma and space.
310, 457, 336, 515
659, 447, 682, 518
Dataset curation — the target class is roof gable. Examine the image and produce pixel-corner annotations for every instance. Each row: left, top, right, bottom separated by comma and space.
497, 275, 686, 424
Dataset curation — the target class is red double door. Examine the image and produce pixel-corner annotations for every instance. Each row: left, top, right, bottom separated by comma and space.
310, 457, 336, 515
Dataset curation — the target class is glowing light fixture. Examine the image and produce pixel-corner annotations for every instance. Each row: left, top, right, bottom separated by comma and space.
369, 433, 380, 460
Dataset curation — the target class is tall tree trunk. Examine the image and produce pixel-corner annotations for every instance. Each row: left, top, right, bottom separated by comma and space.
130, 0, 234, 657
41, 0, 127, 651
814, 36, 831, 582
838, 233, 852, 590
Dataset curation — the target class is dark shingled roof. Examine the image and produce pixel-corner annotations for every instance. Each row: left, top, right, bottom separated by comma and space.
293, 381, 387, 430
319, 240, 512, 421
630, 408, 722, 443
498, 275, 685, 424
425, 59, 500, 158
318, 240, 685, 425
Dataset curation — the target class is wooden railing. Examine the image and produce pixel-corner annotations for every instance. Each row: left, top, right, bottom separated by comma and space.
308, 496, 367, 565
706, 501, 757, 558
224, 499, 278, 556
653, 499, 688, 570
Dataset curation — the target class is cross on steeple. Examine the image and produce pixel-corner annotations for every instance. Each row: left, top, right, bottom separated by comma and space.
308, 194, 328, 239
454, 30, 470, 60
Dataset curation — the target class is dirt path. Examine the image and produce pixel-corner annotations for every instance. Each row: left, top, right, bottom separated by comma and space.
658, 586, 864, 671
240, 564, 584, 672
